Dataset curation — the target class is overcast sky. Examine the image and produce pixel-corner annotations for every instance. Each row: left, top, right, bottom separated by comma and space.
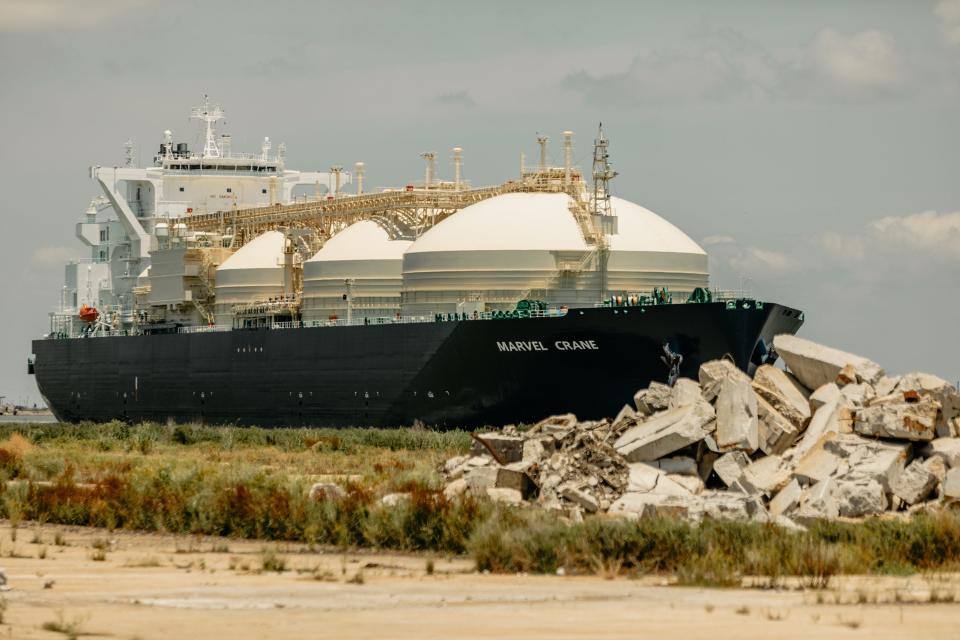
1, 0, 958, 405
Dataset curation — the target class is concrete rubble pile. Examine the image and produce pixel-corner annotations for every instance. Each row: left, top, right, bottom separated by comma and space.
439, 334, 960, 527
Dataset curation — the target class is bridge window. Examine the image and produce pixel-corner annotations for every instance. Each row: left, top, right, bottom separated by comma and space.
179, 187, 185, 192
226, 188, 232, 193
261, 188, 267, 194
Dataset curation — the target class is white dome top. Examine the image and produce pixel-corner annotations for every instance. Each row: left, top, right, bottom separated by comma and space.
408, 193, 588, 253
219, 230, 284, 270
405, 192, 705, 255
607, 197, 705, 255
307, 221, 411, 262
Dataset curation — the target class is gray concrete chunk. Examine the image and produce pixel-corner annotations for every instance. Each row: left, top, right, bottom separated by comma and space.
890, 459, 938, 505
715, 377, 759, 453
773, 334, 884, 389
633, 382, 672, 415
769, 478, 802, 517
698, 359, 750, 403
835, 478, 888, 517
614, 401, 715, 462
752, 364, 812, 430
919, 438, 960, 468
944, 468, 960, 499
809, 383, 841, 413
713, 451, 751, 487
756, 395, 800, 455
854, 397, 939, 441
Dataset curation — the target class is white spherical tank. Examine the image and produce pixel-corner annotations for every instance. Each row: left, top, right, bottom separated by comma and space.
302, 220, 412, 324
213, 230, 287, 325
400, 192, 708, 315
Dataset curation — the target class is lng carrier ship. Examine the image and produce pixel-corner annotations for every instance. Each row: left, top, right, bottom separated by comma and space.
29, 99, 803, 427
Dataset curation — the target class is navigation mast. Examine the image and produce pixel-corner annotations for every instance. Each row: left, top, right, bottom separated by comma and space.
191, 95, 225, 159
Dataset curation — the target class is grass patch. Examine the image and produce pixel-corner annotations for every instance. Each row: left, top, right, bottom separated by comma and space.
1, 422, 960, 583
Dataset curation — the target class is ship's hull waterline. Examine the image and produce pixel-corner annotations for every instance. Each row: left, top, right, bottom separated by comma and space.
32, 301, 803, 428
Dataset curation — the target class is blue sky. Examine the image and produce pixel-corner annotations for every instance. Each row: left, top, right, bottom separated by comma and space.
1, 0, 958, 404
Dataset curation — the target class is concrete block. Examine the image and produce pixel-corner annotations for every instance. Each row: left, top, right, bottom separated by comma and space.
470, 433, 525, 463
742, 455, 792, 494
756, 395, 800, 455
486, 487, 523, 505
627, 463, 692, 496
792, 447, 840, 485
874, 375, 901, 397
668, 378, 705, 409
773, 334, 884, 390
668, 473, 705, 495
840, 382, 876, 408
752, 365, 812, 430
715, 377, 759, 453
890, 459, 938, 505
835, 478, 888, 517
920, 438, 960, 468
897, 372, 960, 437
561, 486, 599, 513
443, 478, 468, 499
944, 468, 960, 499
854, 397, 939, 441
465, 466, 499, 496
634, 382, 672, 415
795, 478, 839, 521
809, 383, 841, 413
651, 456, 699, 476
769, 478, 802, 517
826, 434, 910, 492
614, 401, 715, 462
712, 451, 751, 487
701, 492, 751, 521
522, 436, 556, 463
496, 462, 538, 498
699, 359, 750, 403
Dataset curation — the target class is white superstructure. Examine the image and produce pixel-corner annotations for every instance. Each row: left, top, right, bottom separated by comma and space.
54, 97, 344, 335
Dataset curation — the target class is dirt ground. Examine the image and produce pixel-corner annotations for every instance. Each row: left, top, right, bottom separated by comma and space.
0, 522, 958, 639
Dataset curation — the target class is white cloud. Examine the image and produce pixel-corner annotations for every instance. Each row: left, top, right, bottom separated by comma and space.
563, 29, 782, 105
807, 28, 902, 92
701, 235, 736, 246
869, 211, 960, 260
936, 0, 960, 45
729, 247, 797, 273
0, 0, 141, 32
563, 26, 906, 106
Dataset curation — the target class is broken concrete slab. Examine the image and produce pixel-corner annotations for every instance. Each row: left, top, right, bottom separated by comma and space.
752, 364, 812, 430
464, 466, 499, 496
773, 334, 884, 389
698, 359, 751, 403
522, 436, 556, 463
769, 478, 802, 517
827, 434, 910, 492
712, 451, 751, 487
854, 396, 939, 441
919, 438, 960, 468
944, 468, 960, 499
701, 492, 752, 521
561, 486, 600, 513
614, 401, 715, 462
839, 382, 876, 408
889, 459, 938, 505
897, 372, 960, 437
626, 463, 693, 496
442, 478, 468, 499
471, 433, 525, 463
809, 383, 841, 413
609, 492, 700, 520
741, 455, 793, 494
496, 461, 539, 498
756, 395, 799, 455
835, 477, 888, 517
669, 378, 705, 409
785, 399, 846, 463
715, 376, 759, 453
668, 474, 705, 495
381, 493, 411, 507
792, 446, 840, 486
634, 382, 672, 415
875, 375, 901, 398
648, 456, 699, 476
795, 478, 839, 522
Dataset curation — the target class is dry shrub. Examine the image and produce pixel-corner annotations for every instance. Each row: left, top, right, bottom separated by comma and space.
0, 433, 33, 474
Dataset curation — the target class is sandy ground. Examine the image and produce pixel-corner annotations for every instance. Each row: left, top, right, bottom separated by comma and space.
0, 522, 957, 639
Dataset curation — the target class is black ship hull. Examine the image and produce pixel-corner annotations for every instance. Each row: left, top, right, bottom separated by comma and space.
31, 301, 803, 428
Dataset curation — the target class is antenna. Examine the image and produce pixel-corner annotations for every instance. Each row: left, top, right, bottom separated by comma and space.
190, 95, 225, 158
124, 139, 134, 167
591, 123, 618, 217
261, 136, 272, 162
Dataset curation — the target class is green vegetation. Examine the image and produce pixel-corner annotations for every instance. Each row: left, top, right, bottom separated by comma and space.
0, 422, 959, 584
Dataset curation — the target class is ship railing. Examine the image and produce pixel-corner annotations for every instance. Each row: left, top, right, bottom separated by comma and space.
177, 325, 232, 334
